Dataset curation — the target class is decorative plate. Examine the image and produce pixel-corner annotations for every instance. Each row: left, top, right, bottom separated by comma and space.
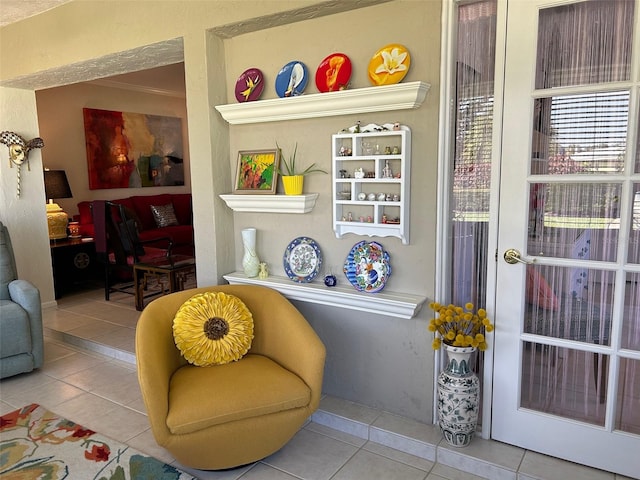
275, 61, 309, 98
283, 236, 323, 283
367, 43, 411, 86
315, 53, 352, 92
343, 241, 391, 293
234, 68, 265, 103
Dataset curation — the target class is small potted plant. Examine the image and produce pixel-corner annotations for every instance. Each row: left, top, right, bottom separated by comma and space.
277, 142, 327, 195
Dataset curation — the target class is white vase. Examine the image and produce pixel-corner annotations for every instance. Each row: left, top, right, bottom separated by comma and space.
241, 228, 260, 278
437, 345, 480, 447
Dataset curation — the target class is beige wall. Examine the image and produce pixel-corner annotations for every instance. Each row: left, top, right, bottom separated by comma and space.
0, 0, 441, 423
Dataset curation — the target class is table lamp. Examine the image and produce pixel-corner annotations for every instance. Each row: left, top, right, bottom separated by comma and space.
44, 169, 73, 240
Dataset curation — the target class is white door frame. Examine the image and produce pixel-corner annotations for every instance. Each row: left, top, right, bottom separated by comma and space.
435, 0, 508, 438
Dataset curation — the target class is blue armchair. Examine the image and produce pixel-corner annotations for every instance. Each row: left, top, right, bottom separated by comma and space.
0, 221, 43, 379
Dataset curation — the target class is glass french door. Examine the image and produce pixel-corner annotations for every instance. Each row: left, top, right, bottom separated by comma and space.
492, 0, 640, 476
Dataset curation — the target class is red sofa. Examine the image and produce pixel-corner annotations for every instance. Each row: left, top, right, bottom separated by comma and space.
77, 193, 194, 256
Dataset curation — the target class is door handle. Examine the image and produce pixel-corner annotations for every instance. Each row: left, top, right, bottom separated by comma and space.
503, 248, 535, 265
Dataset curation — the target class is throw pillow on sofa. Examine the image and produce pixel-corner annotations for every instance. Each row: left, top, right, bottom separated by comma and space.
151, 204, 179, 228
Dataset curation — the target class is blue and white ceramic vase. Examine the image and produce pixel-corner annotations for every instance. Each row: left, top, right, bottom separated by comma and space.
437, 345, 480, 447
241, 227, 260, 278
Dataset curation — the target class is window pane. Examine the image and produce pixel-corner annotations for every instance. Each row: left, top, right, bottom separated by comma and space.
528, 183, 620, 261
636, 117, 640, 173
629, 183, 640, 264
622, 272, 640, 351
531, 92, 629, 175
535, 0, 633, 89
616, 357, 640, 434
522, 342, 607, 426
524, 265, 613, 346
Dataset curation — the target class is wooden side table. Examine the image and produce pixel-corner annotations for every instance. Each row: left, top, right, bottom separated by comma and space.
133, 255, 196, 310
50, 237, 98, 298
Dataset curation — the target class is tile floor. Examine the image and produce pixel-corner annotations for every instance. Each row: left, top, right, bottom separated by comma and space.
0, 287, 634, 480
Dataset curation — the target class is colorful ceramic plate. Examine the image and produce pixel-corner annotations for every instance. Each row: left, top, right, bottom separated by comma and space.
343, 241, 391, 293
234, 68, 265, 102
315, 53, 352, 92
275, 61, 308, 97
367, 43, 411, 86
283, 236, 323, 283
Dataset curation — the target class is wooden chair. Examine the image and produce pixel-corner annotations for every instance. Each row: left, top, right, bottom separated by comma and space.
93, 200, 173, 301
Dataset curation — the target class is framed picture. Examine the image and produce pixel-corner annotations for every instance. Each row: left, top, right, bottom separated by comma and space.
233, 149, 280, 194
83, 108, 185, 189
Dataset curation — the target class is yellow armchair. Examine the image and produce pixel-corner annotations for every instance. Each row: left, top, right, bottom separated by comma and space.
135, 285, 326, 470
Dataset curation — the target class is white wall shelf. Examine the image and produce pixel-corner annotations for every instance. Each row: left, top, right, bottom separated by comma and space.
215, 81, 430, 125
332, 126, 411, 244
223, 272, 427, 319
219, 193, 319, 213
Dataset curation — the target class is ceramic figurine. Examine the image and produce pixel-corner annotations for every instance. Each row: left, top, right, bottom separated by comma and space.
383, 160, 393, 178
258, 262, 268, 279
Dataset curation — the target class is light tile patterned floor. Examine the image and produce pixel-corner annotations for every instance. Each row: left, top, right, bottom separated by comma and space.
0, 288, 633, 480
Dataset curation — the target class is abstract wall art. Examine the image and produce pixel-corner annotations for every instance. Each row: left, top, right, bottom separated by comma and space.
83, 108, 184, 190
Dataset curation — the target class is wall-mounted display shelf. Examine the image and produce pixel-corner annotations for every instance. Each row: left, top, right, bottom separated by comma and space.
332, 125, 411, 244
215, 81, 430, 125
219, 193, 318, 213
223, 272, 427, 319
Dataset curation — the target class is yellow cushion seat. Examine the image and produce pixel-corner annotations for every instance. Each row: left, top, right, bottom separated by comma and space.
167, 354, 311, 435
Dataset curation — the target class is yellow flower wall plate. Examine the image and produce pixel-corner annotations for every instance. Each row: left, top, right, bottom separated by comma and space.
367, 43, 411, 86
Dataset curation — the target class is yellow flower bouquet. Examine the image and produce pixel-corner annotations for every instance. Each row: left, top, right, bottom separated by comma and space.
428, 302, 494, 350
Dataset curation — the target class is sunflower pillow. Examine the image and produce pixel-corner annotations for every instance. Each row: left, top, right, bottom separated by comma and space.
173, 292, 254, 366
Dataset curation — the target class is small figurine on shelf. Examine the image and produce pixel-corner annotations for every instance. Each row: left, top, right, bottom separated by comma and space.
384, 146, 392, 155
392, 146, 400, 154
382, 214, 388, 224
259, 262, 269, 279
354, 168, 365, 179
348, 212, 353, 222
382, 160, 393, 178
393, 122, 401, 131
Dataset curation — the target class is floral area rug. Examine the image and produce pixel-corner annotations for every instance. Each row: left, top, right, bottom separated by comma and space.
0, 403, 196, 479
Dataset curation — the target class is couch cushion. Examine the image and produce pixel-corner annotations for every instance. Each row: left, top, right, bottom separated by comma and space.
77, 201, 93, 225
173, 292, 253, 366
171, 194, 192, 226
0, 301, 31, 357
138, 225, 193, 247
166, 354, 311, 435
130, 194, 172, 230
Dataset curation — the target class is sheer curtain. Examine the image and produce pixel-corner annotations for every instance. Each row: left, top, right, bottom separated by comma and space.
449, 0, 497, 424
522, 0, 639, 433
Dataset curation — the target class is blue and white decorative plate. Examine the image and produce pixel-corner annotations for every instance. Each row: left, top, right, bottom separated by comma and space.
283, 236, 322, 283
343, 241, 391, 293
275, 61, 309, 98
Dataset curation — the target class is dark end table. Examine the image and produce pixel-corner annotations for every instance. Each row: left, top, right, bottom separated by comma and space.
49, 237, 99, 298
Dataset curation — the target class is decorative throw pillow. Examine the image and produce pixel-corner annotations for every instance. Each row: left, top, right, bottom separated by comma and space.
173, 292, 254, 366
151, 203, 179, 228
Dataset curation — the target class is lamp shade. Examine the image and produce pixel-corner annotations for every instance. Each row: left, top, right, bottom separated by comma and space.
44, 170, 72, 200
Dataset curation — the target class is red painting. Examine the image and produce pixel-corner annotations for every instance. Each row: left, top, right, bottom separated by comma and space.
83, 108, 184, 190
